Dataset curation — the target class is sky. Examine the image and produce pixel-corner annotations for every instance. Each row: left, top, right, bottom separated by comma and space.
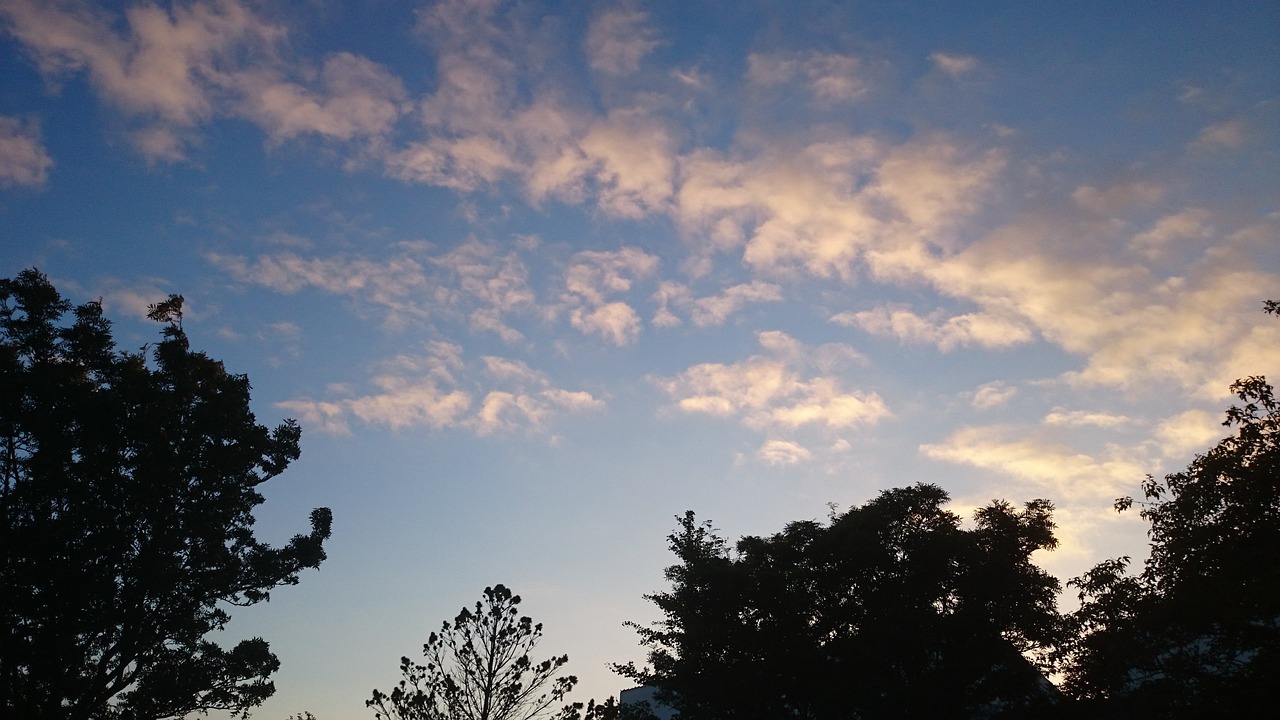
2, 0, 1278, 716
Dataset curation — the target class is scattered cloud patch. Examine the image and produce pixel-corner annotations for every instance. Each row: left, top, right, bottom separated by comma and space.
920, 426, 1148, 499
585, 5, 660, 75
970, 381, 1018, 409
1043, 409, 1134, 428
0, 116, 52, 187
279, 342, 600, 435
656, 331, 888, 435
929, 52, 977, 76
833, 306, 1033, 351
758, 439, 812, 466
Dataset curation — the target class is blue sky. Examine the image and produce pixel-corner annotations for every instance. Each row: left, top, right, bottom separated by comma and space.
2, 0, 1278, 716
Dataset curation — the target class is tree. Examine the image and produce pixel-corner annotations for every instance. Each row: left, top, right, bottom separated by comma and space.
1064, 303, 1280, 716
369, 585, 580, 720
618, 484, 1066, 720
0, 269, 332, 719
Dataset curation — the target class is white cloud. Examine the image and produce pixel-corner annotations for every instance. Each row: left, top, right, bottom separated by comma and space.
920, 426, 1148, 500
208, 251, 433, 326
0, 116, 52, 187
0, 0, 404, 160
920, 210, 1280, 396
970, 381, 1017, 410
833, 306, 1033, 351
279, 343, 600, 435
1152, 409, 1223, 458
1042, 409, 1134, 428
1192, 119, 1245, 150
929, 52, 977, 76
747, 51, 868, 103
432, 240, 537, 342
689, 281, 783, 327
585, 5, 660, 75
656, 331, 888, 433
576, 110, 677, 218
758, 439, 812, 466
570, 302, 643, 346
1130, 208, 1211, 257
1071, 181, 1163, 215
233, 52, 406, 143
560, 248, 659, 345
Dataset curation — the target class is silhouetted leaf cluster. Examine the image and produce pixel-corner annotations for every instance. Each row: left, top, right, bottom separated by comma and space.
1063, 304, 1280, 717
618, 485, 1065, 719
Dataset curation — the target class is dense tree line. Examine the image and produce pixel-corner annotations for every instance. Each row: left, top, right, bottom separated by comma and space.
618, 302, 1280, 718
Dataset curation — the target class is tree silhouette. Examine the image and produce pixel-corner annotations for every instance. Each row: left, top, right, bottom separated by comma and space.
0, 269, 332, 719
370, 585, 579, 720
1065, 302, 1280, 716
618, 484, 1065, 720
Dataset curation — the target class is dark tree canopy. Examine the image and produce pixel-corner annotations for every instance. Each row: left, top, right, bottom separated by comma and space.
370, 584, 580, 720
0, 269, 332, 720
1065, 310, 1280, 716
618, 484, 1065, 720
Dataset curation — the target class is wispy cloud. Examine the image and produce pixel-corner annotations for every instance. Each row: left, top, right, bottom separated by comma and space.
929, 52, 977, 77
561, 248, 659, 345
833, 306, 1033, 351
585, 4, 660, 75
920, 425, 1148, 500
279, 342, 601, 435
0, 0, 403, 160
0, 115, 52, 187
747, 51, 869, 103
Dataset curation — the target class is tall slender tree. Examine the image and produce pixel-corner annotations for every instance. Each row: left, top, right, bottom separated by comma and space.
370, 585, 579, 720
0, 269, 332, 719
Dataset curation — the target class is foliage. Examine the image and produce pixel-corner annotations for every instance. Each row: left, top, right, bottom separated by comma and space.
370, 585, 580, 720
1064, 305, 1280, 716
617, 484, 1065, 720
0, 269, 332, 720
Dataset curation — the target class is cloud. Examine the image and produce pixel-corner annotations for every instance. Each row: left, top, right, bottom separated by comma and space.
758, 439, 812, 466
747, 51, 868, 103
1192, 119, 1245, 150
970, 381, 1017, 409
832, 306, 1033, 351
570, 302, 643, 346
1042, 409, 1134, 428
0, 116, 52, 187
920, 210, 1280, 396
577, 109, 677, 217
585, 4, 660, 75
232, 52, 407, 143
1130, 208, 1211, 257
208, 251, 433, 326
643, 281, 786, 328
676, 132, 1002, 281
656, 331, 888, 433
1071, 181, 1163, 215
1152, 409, 1223, 458
929, 52, 977, 77
560, 248, 659, 345
920, 426, 1148, 499
279, 342, 600, 435
432, 239, 537, 342
0, 0, 402, 160
690, 281, 783, 327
